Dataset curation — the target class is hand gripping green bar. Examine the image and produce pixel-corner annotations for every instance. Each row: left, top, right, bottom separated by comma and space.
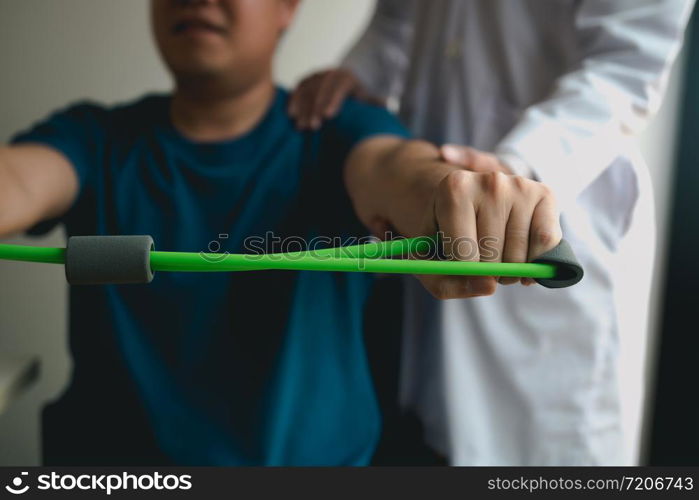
0, 234, 583, 288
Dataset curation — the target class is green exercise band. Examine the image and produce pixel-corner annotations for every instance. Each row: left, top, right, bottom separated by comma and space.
0, 234, 584, 288
152, 252, 557, 277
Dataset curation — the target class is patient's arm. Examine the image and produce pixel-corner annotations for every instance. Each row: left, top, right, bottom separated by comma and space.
0, 144, 79, 238
344, 136, 562, 298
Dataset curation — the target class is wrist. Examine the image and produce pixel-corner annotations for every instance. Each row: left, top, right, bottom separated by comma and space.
378, 140, 463, 236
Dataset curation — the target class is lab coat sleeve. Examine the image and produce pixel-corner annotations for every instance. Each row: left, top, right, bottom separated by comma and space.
341, 0, 416, 101
495, 0, 695, 206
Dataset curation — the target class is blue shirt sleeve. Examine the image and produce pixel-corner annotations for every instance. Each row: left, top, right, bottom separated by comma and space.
10, 102, 107, 234
326, 98, 411, 146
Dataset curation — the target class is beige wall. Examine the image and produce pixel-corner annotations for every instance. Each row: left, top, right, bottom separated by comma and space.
0, 0, 687, 465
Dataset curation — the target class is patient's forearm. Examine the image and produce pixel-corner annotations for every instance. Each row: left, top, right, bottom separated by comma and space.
0, 148, 35, 237
0, 145, 79, 238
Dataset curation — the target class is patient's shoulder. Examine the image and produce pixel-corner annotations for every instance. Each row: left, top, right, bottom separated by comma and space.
323, 97, 411, 146
106, 94, 169, 130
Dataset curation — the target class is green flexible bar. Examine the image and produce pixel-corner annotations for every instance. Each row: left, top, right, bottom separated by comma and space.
186, 235, 440, 272
0, 244, 66, 265
267, 235, 437, 259
151, 252, 556, 278
0, 235, 557, 279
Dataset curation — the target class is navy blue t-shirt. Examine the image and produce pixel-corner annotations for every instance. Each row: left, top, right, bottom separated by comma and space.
12, 88, 409, 465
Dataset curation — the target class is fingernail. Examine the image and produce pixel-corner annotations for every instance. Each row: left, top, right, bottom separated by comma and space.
443, 144, 466, 163
442, 145, 458, 160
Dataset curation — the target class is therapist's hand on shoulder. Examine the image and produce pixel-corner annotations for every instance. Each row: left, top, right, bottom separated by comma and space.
289, 70, 519, 177
344, 138, 561, 299
289, 68, 384, 129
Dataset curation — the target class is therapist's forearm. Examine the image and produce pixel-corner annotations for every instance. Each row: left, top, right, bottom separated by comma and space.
495, 0, 694, 205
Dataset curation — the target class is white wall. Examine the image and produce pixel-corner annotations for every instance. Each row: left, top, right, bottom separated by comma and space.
0, 0, 687, 465
613, 44, 688, 464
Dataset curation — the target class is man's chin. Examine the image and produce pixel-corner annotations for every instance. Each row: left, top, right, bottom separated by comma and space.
169, 62, 228, 85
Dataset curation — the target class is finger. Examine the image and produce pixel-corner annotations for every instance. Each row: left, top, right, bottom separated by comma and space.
310, 72, 345, 127
323, 75, 359, 118
474, 172, 510, 290
527, 190, 562, 262
432, 171, 496, 297
476, 195, 508, 263
500, 195, 534, 285
416, 274, 495, 300
288, 83, 303, 117
289, 75, 320, 118
441, 145, 505, 175
290, 82, 314, 128
440, 144, 472, 167
436, 181, 479, 262
471, 154, 505, 174
296, 75, 324, 129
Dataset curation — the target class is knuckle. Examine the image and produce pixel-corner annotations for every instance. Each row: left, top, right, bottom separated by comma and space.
513, 174, 530, 191
532, 228, 561, 248
438, 170, 472, 204
480, 171, 507, 197
538, 183, 555, 198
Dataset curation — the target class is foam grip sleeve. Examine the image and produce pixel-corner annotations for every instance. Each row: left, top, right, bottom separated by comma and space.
65, 235, 155, 285
532, 239, 584, 289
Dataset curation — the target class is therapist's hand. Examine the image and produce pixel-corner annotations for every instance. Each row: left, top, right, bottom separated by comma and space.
288, 68, 383, 129
345, 138, 562, 299
439, 144, 536, 285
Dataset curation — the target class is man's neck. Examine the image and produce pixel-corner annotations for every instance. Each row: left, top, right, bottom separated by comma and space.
170, 78, 276, 142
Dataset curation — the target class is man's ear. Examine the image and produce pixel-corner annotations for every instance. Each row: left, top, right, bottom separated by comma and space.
279, 0, 302, 31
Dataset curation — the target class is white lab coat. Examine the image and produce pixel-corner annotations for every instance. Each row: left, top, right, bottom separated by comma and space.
342, 0, 694, 465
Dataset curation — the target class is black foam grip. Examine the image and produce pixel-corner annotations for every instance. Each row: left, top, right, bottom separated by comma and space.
532, 239, 584, 289
65, 235, 155, 285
